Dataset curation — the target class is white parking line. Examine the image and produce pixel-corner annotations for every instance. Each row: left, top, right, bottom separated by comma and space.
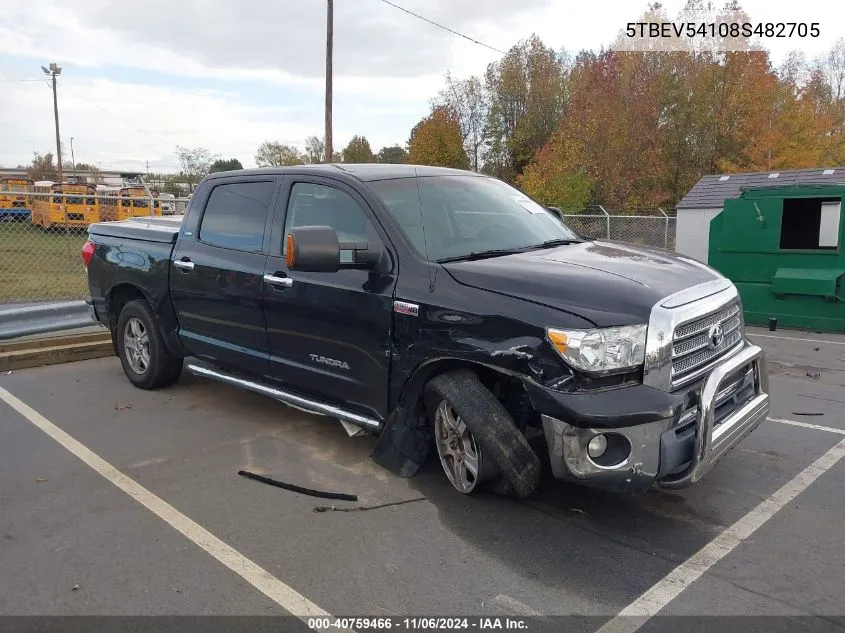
0, 386, 350, 629
493, 594, 543, 617
594, 435, 845, 633
771, 417, 845, 436
748, 332, 845, 346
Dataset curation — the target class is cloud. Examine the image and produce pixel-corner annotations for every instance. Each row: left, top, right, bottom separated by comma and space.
0, 0, 546, 80
5, 0, 837, 172
0, 71, 439, 170
0, 77, 312, 170
1, 0, 531, 170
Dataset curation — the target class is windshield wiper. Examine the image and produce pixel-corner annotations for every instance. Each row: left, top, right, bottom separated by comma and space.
437, 247, 530, 263
533, 238, 582, 248
437, 239, 583, 263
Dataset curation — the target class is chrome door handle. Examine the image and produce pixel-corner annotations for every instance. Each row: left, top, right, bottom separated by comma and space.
173, 260, 194, 270
264, 274, 293, 288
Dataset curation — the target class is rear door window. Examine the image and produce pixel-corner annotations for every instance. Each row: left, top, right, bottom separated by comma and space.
199, 181, 276, 252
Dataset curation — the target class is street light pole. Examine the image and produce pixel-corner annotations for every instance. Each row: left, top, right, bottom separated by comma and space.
42, 63, 63, 183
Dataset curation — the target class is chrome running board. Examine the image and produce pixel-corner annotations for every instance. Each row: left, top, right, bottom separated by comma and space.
186, 363, 381, 431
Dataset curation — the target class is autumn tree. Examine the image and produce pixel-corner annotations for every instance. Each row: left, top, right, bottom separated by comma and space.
176, 146, 217, 189
419, 11, 845, 210
376, 145, 407, 164
304, 136, 326, 164
255, 141, 304, 167
408, 106, 470, 169
341, 136, 375, 163
209, 158, 244, 173
817, 38, 845, 164
517, 135, 593, 210
27, 152, 58, 181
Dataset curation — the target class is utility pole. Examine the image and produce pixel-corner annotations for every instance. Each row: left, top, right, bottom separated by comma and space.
70, 136, 76, 179
42, 63, 63, 183
325, 0, 333, 163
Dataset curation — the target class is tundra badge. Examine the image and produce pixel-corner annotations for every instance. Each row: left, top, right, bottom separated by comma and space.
309, 354, 351, 371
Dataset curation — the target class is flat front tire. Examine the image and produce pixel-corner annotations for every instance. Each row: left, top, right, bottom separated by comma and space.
425, 370, 541, 499
116, 299, 183, 389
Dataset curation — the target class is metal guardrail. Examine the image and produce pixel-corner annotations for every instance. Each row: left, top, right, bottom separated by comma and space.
0, 301, 96, 340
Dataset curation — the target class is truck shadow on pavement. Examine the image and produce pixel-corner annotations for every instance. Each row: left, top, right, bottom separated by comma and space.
398, 436, 817, 614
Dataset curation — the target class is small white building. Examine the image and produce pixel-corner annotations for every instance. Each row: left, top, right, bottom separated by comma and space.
676, 167, 845, 263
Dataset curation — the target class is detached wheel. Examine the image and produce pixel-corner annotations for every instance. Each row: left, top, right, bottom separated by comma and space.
425, 370, 541, 499
116, 299, 183, 389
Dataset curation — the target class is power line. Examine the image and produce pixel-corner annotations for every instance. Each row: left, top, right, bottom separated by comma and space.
0, 78, 45, 84
375, 0, 506, 54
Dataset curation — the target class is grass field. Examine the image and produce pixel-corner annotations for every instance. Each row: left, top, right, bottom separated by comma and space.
0, 220, 89, 303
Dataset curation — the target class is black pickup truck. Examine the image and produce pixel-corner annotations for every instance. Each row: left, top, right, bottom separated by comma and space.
83, 164, 770, 498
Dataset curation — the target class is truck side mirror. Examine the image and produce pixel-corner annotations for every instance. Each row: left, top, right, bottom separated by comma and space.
547, 206, 564, 220
286, 225, 379, 272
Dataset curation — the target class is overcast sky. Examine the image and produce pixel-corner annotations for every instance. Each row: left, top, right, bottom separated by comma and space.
0, 0, 841, 173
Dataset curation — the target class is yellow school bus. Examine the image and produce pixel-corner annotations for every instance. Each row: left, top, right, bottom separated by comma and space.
0, 177, 34, 219
31, 182, 100, 229
99, 186, 161, 222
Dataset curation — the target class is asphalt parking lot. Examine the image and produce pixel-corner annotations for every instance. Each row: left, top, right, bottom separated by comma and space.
1, 326, 844, 630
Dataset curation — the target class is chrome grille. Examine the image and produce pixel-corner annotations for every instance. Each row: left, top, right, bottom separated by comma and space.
675, 303, 740, 339
671, 300, 743, 386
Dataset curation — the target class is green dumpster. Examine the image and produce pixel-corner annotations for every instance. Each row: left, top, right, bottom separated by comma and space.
708, 184, 845, 332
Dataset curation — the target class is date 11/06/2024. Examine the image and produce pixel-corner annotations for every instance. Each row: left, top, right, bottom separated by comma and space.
308, 617, 529, 630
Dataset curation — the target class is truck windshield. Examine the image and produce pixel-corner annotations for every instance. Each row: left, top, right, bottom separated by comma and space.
367, 175, 579, 262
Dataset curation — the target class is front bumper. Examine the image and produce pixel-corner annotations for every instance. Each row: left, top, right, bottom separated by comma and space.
540, 343, 770, 494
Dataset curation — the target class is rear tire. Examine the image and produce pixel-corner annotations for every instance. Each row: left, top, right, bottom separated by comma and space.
116, 299, 183, 389
424, 370, 541, 499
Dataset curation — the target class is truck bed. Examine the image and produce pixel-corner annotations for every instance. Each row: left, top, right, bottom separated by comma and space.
88, 215, 183, 244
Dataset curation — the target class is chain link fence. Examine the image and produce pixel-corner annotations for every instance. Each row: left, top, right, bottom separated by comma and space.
1, 193, 677, 306
0, 191, 189, 305
561, 207, 677, 251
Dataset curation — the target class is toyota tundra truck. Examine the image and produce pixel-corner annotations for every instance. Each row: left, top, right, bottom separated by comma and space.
83, 164, 770, 498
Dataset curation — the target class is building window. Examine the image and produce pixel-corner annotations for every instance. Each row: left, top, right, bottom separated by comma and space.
780, 198, 841, 250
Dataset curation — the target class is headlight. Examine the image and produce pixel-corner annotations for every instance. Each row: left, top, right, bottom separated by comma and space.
547, 324, 646, 374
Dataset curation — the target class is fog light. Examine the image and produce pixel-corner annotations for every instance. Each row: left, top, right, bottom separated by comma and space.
587, 434, 607, 458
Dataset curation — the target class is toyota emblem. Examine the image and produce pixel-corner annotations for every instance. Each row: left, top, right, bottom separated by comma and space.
708, 323, 724, 349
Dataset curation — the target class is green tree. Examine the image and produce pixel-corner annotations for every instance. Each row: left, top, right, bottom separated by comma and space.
376, 145, 408, 164
27, 152, 58, 181
304, 136, 326, 164
209, 158, 244, 172
68, 162, 104, 183
483, 35, 569, 181
255, 141, 304, 167
341, 135, 375, 163
434, 72, 487, 171
408, 106, 470, 169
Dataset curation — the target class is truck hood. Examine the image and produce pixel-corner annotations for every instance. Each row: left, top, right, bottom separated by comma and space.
440, 240, 722, 327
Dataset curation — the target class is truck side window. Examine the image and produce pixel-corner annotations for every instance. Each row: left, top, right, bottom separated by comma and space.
199, 181, 275, 252
283, 183, 371, 262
